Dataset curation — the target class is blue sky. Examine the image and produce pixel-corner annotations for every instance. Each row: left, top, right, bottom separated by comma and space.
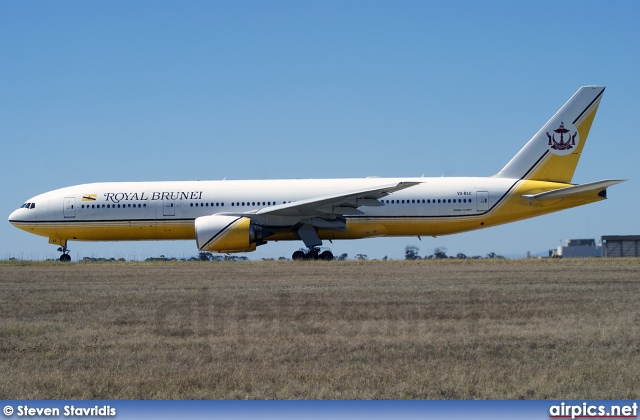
1, 1, 638, 260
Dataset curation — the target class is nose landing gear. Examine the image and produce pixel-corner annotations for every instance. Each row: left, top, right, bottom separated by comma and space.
291, 247, 334, 261
57, 246, 71, 262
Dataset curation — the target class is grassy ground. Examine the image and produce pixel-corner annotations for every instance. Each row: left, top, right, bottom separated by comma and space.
1, 258, 638, 399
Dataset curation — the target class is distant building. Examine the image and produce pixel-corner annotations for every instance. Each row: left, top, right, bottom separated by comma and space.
601, 236, 640, 257
550, 239, 602, 258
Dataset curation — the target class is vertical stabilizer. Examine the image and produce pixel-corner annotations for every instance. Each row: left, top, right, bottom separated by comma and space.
494, 86, 604, 182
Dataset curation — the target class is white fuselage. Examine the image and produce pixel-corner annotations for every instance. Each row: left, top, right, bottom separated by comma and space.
10, 177, 513, 225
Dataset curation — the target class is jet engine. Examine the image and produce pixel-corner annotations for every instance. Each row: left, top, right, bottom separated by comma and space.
194, 215, 268, 253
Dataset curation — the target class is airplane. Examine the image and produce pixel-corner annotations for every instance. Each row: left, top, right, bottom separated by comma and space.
9, 86, 624, 262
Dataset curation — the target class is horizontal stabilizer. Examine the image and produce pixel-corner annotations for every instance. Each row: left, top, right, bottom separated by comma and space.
522, 179, 625, 201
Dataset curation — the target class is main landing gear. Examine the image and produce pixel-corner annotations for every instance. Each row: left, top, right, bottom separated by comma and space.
291, 223, 333, 260
57, 245, 71, 262
292, 247, 334, 261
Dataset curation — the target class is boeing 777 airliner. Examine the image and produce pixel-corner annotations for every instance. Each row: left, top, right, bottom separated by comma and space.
9, 86, 624, 261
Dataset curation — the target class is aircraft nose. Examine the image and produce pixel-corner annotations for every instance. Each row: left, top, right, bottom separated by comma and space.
8, 208, 21, 223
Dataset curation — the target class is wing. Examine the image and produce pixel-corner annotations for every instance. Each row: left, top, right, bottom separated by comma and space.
214, 181, 419, 248
255, 181, 420, 217
218, 181, 420, 226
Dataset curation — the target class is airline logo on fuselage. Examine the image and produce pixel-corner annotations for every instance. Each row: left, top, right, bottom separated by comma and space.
82, 194, 97, 201
98, 191, 204, 203
546, 121, 579, 156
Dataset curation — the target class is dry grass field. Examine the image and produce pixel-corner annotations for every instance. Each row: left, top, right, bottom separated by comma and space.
1, 258, 638, 400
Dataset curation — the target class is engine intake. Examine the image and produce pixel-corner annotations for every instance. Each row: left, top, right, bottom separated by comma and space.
195, 215, 268, 253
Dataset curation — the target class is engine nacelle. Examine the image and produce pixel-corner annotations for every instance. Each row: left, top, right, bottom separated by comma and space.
195, 215, 267, 253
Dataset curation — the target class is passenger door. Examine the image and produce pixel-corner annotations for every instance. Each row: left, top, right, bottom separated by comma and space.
63, 197, 76, 218
163, 199, 175, 216
476, 191, 489, 212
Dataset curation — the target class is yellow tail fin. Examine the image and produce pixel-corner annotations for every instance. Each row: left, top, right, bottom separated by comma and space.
495, 86, 604, 183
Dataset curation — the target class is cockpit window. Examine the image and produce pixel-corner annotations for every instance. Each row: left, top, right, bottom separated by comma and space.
30, 203, 35, 209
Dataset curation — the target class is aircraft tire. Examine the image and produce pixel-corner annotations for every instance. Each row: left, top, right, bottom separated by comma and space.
319, 250, 333, 261
306, 250, 319, 260
59, 254, 71, 262
292, 250, 305, 261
